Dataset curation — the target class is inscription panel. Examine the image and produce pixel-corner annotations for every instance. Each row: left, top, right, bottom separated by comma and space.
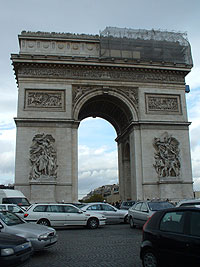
24, 89, 65, 111
145, 93, 182, 114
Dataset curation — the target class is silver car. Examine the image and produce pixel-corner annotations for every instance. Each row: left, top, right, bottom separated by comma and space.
128, 200, 174, 228
81, 202, 128, 224
0, 211, 57, 251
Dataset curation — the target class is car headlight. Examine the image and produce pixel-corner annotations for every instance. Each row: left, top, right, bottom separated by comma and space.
1, 248, 15, 256
38, 233, 49, 241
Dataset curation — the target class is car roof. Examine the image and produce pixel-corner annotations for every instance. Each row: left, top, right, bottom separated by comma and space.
177, 198, 200, 204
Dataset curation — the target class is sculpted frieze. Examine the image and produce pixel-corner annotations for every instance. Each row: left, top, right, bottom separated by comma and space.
17, 65, 184, 84
73, 85, 138, 110
146, 94, 181, 114
29, 133, 58, 181
25, 89, 65, 111
153, 132, 181, 178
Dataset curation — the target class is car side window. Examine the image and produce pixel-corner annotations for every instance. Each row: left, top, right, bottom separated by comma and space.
102, 204, 115, 211
190, 211, 200, 237
141, 203, 148, 212
135, 202, 142, 211
46, 205, 64, 213
0, 205, 6, 210
87, 204, 102, 211
64, 205, 79, 213
160, 211, 184, 233
33, 205, 47, 212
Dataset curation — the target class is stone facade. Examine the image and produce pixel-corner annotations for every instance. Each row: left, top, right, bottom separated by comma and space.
11, 28, 194, 203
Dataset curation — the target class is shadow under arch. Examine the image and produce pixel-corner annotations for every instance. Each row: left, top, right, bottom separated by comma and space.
73, 90, 138, 136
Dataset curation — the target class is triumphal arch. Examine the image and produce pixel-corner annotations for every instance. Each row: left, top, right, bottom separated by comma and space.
11, 27, 194, 203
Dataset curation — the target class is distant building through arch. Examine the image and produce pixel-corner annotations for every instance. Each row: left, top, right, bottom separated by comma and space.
11, 27, 194, 203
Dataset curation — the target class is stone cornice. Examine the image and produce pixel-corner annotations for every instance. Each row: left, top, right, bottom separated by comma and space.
14, 118, 80, 128
11, 60, 187, 86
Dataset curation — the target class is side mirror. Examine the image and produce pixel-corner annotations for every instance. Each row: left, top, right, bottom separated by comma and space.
0, 223, 4, 230
78, 210, 83, 214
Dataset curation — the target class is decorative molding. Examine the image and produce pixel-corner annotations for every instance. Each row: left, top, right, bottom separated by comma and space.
153, 132, 181, 178
72, 85, 138, 110
24, 89, 65, 111
146, 93, 182, 114
17, 65, 185, 84
29, 133, 58, 181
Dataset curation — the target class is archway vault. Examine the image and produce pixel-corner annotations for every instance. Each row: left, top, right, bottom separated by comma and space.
73, 89, 138, 136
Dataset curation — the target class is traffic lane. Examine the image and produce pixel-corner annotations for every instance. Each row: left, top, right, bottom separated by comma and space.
26, 224, 143, 267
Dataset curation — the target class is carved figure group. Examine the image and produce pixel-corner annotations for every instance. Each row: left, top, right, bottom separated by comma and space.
153, 132, 180, 178
29, 133, 58, 180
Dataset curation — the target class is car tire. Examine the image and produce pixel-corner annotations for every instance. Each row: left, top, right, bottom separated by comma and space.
87, 218, 99, 229
129, 217, 136, 228
142, 249, 159, 267
124, 215, 128, 224
37, 219, 51, 226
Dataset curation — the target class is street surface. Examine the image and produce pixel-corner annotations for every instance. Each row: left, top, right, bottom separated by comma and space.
26, 224, 143, 267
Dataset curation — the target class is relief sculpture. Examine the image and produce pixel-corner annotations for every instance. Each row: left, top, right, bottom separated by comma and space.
25, 90, 65, 110
153, 132, 181, 178
29, 133, 58, 180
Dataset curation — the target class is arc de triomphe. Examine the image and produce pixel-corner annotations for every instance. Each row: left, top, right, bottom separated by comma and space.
11, 27, 194, 203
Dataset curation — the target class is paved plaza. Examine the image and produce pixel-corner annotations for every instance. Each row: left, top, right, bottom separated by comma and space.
26, 224, 143, 267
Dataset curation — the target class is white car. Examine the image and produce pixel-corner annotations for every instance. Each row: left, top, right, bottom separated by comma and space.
0, 204, 25, 218
24, 203, 106, 229
81, 202, 128, 224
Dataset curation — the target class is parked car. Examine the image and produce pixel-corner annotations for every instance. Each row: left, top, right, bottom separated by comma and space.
81, 202, 128, 224
0, 210, 57, 251
120, 200, 135, 210
176, 198, 200, 208
0, 232, 33, 267
24, 203, 106, 229
0, 204, 25, 218
140, 207, 200, 267
0, 189, 30, 210
128, 200, 174, 228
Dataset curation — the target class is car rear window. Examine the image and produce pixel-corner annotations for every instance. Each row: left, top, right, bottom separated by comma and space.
160, 211, 184, 233
148, 202, 174, 211
2, 197, 30, 206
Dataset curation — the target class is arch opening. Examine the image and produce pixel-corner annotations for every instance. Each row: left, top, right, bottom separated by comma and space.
78, 117, 118, 201
78, 94, 133, 135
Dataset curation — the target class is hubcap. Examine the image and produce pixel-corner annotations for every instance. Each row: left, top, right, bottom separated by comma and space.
143, 252, 157, 267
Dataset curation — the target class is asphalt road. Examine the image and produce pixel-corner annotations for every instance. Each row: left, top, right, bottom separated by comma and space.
26, 224, 143, 267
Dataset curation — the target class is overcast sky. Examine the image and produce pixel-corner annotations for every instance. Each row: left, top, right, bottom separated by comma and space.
0, 0, 200, 198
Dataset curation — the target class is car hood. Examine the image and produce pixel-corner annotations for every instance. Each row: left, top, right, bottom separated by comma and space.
0, 232, 27, 246
5, 222, 55, 238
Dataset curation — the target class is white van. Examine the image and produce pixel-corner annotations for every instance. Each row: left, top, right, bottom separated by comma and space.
0, 189, 30, 210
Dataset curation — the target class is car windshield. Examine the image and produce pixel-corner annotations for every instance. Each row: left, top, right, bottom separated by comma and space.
0, 211, 25, 226
148, 202, 174, 211
2, 197, 30, 206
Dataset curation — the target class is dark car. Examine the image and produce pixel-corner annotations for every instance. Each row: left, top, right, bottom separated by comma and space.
140, 207, 200, 267
0, 232, 33, 266
128, 200, 174, 228
120, 200, 135, 210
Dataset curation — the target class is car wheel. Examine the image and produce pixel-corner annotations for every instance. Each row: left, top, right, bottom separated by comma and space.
87, 218, 99, 229
124, 215, 128, 224
142, 249, 158, 267
129, 217, 136, 228
37, 219, 50, 226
